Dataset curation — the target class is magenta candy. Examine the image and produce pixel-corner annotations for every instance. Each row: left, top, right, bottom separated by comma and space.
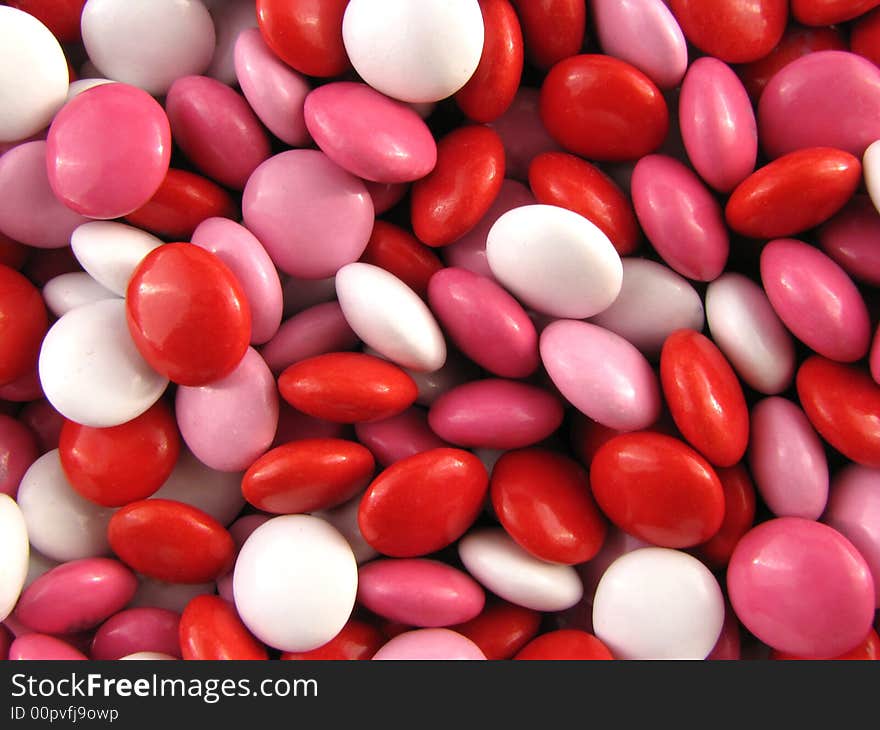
372, 628, 486, 660
234, 27, 311, 148
242, 149, 374, 279
748, 397, 829, 520
489, 88, 563, 181
364, 181, 409, 215
540, 319, 661, 432
304, 82, 437, 184
728, 517, 875, 658
0, 368, 43, 403
175, 347, 278, 473
354, 407, 448, 467
8, 634, 87, 660
358, 559, 485, 627
758, 51, 880, 159
442, 179, 536, 280
631, 154, 729, 281
0, 414, 38, 497
679, 57, 757, 193
872, 326, 880, 386
0, 141, 89, 248
90, 607, 181, 660
191, 217, 283, 345
14, 558, 137, 635
427, 379, 564, 450
18, 399, 64, 454
0, 624, 9, 660
260, 301, 359, 374
428, 267, 538, 379
165, 75, 271, 191
46, 83, 172, 219
818, 196, 880, 287
760, 238, 871, 363
823, 465, 880, 609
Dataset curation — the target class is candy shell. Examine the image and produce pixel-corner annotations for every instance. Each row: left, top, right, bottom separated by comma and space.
372, 628, 486, 660
0, 494, 28, 622
9, 634, 87, 661
205, 0, 257, 85
43, 272, 117, 318
451, 601, 541, 659
280, 618, 382, 661
489, 88, 562, 181
313, 494, 379, 566
179, 594, 266, 660
0, 264, 48, 387
818, 196, 880, 287
515, 630, 614, 660
90, 607, 182, 660
0, 416, 38, 498
70, 221, 162, 297
354, 408, 448, 467
260, 302, 358, 374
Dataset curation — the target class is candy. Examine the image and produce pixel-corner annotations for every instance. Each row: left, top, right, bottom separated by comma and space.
0, 494, 29, 622
371, 628, 486, 660
515, 630, 614, 660
42, 272, 117, 317
510, 0, 585, 71
6, 0, 86, 45
261, 302, 358, 374
792, 0, 880, 25
9, 634, 87, 661
313, 494, 378, 566
90, 607, 182, 660
0, 264, 47, 387
204, 0, 257, 85
354, 407, 448, 467
70, 221, 162, 297
281, 619, 382, 661
0, 415, 38, 498
695, 465, 757, 569
489, 88, 563, 181
179, 595, 266, 660
451, 601, 541, 660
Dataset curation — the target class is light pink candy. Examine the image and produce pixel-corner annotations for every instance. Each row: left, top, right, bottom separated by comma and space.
191, 217, 283, 345
428, 379, 564, 450
0, 414, 38, 497
372, 628, 486, 660
242, 149, 374, 279
631, 154, 729, 281
358, 559, 485, 627
818, 195, 880, 288
428, 267, 538, 379
823, 465, 880, 609
0, 141, 89, 248
234, 27, 310, 147
175, 347, 279, 472
8, 634, 87, 660
90, 607, 182, 660
760, 238, 871, 363
14, 558, 137, 635
679, 57, 757, 193
260, 301, 359, 374
540, 319, 661, 432
489, 88, 563, 181
354, 407, 448, 467
748, 397, 828, 520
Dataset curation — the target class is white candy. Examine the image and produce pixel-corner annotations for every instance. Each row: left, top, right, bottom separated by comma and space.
706, 272, 796, 394
487, 205, 624, 319
864, 139, 880, 215
336, 263, 446, 372
592, 547, 725, 660
151, 449, 245, 526
342, 0, 484, 103
129, 576, 215, 613
312, 494, 379, 566
120, 652, 178, 660
0, 494, 29, 622
43, 272, 118, 318
590, 258, 704, 359
16, 450, 114, 563
38, 299, 168, 428
205, 0, 257, 85
0, 7, 69, 142
233, 515, 358, 652
81, 0, 216, 96
458, 527, 584, 612
71, 221, 163, 296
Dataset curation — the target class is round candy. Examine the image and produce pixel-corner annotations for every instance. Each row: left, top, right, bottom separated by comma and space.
0, 494, 28, 622
314, 494, 379, 566
852, 7, 880, 65
515, 630, 614, 660
490, 449, 607, 565
9, 634, 87, 661
0, 264, 47, 386
360, 222, 442, 300
593, 547, 725, 659
451, 601, 541, 659
354, 407, 448, 468
591, 432, 725, 548
342, 0, 484, 104
540, 55, 668, 162
260, 302, 358, 374
489, 88, 563, 181
129, 577, 214, 615
91, 607, 181, 660
540, 319, 661, 432
59, 400, 180, 508
278, 352, 418, 423
358, 559, 485, 627
487, 204, 622, 319
695, 465, 757, 569
126, 243, 251, 386
336, 263, 447, 372
792, 0, 880, 25
179, 595, 266, 660
242, 150, 374, 280
39, 299, 169, 428
46, 83, 172, 220
17, 450, 114, 562
70, 221, 162, 297
819, 196, 880, 287
0, 6, 69, 142
372, 628, 486, 660
660, 329, 749, 467
281, 619, 382, 661
0, 415, 38, 498
772, 629, 880, 660
81, 0, 215, 96
760, 238, 870, 363
358, 448, 488, 558
243, 438, 375, 514
304, 82, 436, 184
510, 0, 585, 70
43, 272, 116, 317
458, 527, 583, 612
204, 0, 257, 85
233, 514, 358, 652
728, 517, 875, 658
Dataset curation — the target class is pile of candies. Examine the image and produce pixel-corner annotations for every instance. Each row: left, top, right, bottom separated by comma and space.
2, 0, 880, 662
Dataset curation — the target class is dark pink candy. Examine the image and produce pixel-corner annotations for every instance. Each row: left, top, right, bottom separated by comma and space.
354, 407, 449, 467
0, 414, 38, 497
90, 607, 182, 660
818, 196, 880, 287
8, 634, 87, 660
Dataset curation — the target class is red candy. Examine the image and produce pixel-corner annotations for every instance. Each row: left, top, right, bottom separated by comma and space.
411, 125, 506, 247
179, 595, 267, 661
359, 221, 443, 299
792, 0, 880, 25
281, 619, 383, 660
490, 448, 607, 565
126, 243, 251, 386
515, 630, 614, 660
660, 329, 749, 468
0, 264, 47, 387
278, 352, 418, 423
7, 0, 86, 43
108, 499, 235, 583
851, 8, 880, 66
451, 601, 541, 660
58, 401, 181, 508
590, 432, 726, 549
540, 55, 669, 162
694, 465, 758, 569
358, 448, 489, 557
511, 0, 586, 70
242, 438, 375, 514
772, 628, 880, 660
